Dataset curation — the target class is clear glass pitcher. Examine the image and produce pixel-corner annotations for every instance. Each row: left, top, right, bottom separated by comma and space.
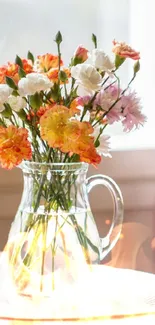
6, 161, 123, 296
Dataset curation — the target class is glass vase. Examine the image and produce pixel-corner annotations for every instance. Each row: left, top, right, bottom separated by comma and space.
5, 161, 123, 296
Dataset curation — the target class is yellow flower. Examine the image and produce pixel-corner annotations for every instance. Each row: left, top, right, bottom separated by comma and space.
40, 105, 73, 148
0, 125, 32, 169
40, 104, 101, 166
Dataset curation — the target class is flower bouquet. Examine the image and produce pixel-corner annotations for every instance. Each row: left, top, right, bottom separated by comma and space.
0, 32, 145, 294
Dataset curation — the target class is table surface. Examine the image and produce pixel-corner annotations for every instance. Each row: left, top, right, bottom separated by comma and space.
0, 252, 155, 323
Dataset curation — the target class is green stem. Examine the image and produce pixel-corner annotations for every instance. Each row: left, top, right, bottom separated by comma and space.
12, 114, 19, 127
70, 214, 91, 263
121, 75, 136, 95
0, 117, 7, 127
92, 97, 121, 127
70, 78, 75, 91
94, 124, 107, 146
40, 216, 47, 292
64, 82, 68, 101
80, 106, 88, 122
104, 80, 117, 91
33, 148, 52, 212
58, 43, 61, 72
51, 215, 58, 290
41, 91, 53, 105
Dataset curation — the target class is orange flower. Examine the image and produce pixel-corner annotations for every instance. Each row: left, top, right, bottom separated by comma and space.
70, 99, 81, 116
40, 104, 101, 166
0, 66, 7, 83
62, 121, 101, 165
27, 110, 35, 121
37, 54, 63, 72
70, 99, 79, 110
0, 126, 32, 169
47, 68, 71, 84
21, 59, 33, 74
5, 63, 19, 84
0, 59, 33, 84
37, 103, 55, 118
112, 40, 140, 60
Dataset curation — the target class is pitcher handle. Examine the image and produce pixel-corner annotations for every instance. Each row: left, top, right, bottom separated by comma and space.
86, 174, 124, 261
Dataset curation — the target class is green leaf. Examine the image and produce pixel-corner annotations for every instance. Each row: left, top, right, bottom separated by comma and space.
86, 237, 100, 255
0, 118, 6, 126
17, 109, 27, 121
55, 31, 62, 45
18, 67, 26, 78
12, 90, 19, 97
2, 103, 12, 118
29, 92, 42, 109
50, 83, 61, 101
27, 51, 34, 64
15, 55, 23, 68
92, 33, 97, 48
45, 90, 52, 100
5, 76, 18, 90
71, 86, 78, 99
115, 55, 126, 69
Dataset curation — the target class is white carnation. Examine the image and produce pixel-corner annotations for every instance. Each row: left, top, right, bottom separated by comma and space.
71, 64, 102, 95
0, 84, 12, 111
90, 49, 115, 73
7, 95, 26, 112
18, 73, 52, 96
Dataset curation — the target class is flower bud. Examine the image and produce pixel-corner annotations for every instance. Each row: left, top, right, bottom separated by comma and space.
59, 70, 68, 82
29, 93, 42, 109
55, 31, 62, 45
74, 46, 88, 63
92, 33, 97, 48
134, 60, 140, 75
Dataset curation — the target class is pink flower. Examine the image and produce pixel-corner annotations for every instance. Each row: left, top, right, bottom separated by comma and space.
77, 95, 92, 106
121, 91, 146, 131
112, 40, 140, 61
74, 45, 88, 63
93, 85, 122, 124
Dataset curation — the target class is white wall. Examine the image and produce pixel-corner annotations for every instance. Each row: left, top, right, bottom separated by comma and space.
129, 0, 155, 128
0, 0, 99, 64
0, 1, 129, 71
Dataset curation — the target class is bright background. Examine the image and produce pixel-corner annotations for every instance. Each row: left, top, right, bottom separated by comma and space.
0, 0, 155, 273
0, 0, 153, 147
